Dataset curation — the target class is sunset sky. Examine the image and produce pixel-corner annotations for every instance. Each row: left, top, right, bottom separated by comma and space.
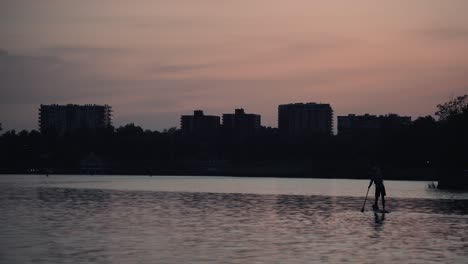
1, 0, 468, 131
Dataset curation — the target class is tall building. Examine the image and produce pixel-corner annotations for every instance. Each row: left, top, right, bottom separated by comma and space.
222, 108, 261, 139
337, 113, 411, 135
278, 103, 333, 137
39, 104, 112, 135
180, 110, 220, 136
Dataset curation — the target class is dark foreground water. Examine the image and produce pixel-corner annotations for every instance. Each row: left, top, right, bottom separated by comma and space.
0, 175, 467, 264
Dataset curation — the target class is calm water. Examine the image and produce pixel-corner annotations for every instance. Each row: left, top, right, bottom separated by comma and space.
1, 175, 467, 264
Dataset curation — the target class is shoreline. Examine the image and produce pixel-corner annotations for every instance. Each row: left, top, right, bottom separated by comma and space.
0, 172, 438, 182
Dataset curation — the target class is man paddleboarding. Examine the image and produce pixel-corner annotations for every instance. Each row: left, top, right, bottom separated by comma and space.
368, 163, 386, 212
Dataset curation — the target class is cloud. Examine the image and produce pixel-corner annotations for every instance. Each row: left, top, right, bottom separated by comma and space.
148, 63, 213, 74
42, 45, 130, 57
0, 49, 121, 104
414, 27, 468, 40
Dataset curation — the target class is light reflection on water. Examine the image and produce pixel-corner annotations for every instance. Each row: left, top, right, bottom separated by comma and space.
2, 175, 467, 200
0, 175, 467, 264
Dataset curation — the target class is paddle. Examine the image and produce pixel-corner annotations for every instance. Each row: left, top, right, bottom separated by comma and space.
360, 186, 370, 212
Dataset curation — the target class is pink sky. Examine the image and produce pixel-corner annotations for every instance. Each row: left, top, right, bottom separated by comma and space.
1, 0, 468, 131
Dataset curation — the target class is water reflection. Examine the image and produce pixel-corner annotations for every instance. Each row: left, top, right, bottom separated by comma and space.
37, 187, 111, 204
373, 212, 386, 226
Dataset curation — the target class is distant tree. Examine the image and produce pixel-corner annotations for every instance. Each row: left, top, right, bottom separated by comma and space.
436, 94, 468, 121
413, 115, 436, 125
433, 95, 468, 182
433, 95, 468, 188
116, 123, 144, 136
18, 130, 29, 137
162, 127, 178, 134
412, 116, 437, 132
29, 130, 40, 137
2, 130, 16, 137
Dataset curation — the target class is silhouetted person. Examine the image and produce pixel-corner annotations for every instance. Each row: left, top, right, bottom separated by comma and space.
368, 163, 386, 211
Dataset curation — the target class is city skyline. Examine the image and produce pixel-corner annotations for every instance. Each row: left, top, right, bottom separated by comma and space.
1, 1, 468, 131
34, 103, 415, 135
0, 100, 458, 133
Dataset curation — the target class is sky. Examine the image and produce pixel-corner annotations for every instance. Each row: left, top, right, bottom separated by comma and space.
1, 0, 468, 132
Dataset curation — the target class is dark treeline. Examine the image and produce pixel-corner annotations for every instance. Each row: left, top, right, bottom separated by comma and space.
0, 96, 467, 187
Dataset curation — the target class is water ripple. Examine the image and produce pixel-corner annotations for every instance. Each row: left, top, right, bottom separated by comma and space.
0, 183, 467, 264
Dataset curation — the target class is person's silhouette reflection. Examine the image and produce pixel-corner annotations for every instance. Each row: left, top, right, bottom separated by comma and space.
373, 212, 386, 226
369, 211, 386, 240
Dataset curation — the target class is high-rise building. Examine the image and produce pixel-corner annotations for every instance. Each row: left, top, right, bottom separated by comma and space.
180, 110, 220, 136
222, 108, 261, 139
39, 104, 112, 135
337, 113, 411, 135
278, 103, 333, 137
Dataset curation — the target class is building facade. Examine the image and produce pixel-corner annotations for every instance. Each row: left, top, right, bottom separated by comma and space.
39, 104, 112, 135
337, 114, 381, 134
180, 110, 220, 136
222, 108, 261, 139
382, 114, 412, 129
337, 113, 411, 135
278, 103, 333, 137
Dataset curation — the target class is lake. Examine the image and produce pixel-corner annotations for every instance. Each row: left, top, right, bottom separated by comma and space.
1, 175, 467, 264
